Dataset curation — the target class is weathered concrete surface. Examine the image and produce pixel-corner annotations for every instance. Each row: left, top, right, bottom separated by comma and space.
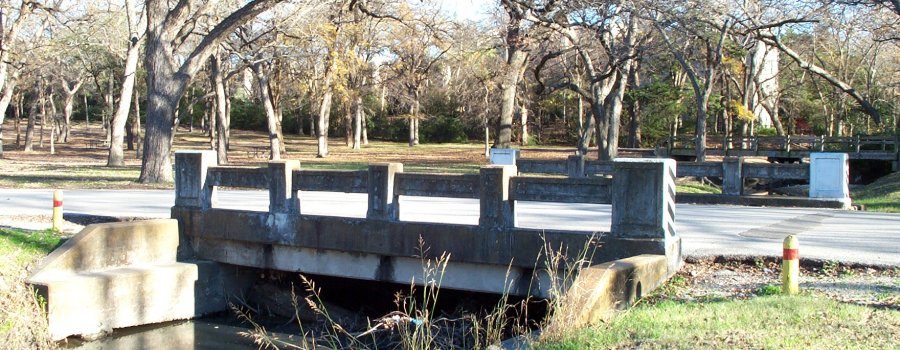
173, 206, 677, 296
551, 254, 668, 327
810, 153, 851, 209
27, 220, 225, 340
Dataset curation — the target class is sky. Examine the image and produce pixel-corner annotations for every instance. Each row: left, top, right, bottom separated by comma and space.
435, 0, 495, 21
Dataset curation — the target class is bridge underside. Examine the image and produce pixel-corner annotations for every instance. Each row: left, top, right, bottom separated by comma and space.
173, 207, 680, 298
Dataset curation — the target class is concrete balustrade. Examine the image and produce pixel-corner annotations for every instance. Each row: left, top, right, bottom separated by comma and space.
518, 154, 848, 208
173, 151, 678, 237
171, 151, 681, 299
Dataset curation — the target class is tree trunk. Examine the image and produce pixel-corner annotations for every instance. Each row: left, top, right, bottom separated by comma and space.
139, 38, 184, 183
362, 109, 368, 145
519, 102, 529, 146
252, 62, 281, 160
84, 94, 89, 127
408, 93, 419, 147
627, 62, 642, 148
139, 0, 286, 183
601, 69, 629, 160
495, 48, 528, 148
132, 89, 142, 158
15, 94, 22, 146
107, 34, 140, 167
210, 54, 229, 164
39, 88, 46, 148
60, 79, 82, 143
0, 77, 18, 157
345, 104, 352, 147
49, 93, 58, 154
316, 59, 335, 157
352, 95, 363, 150
208, 98, 217, 148
25, 97, 36, 152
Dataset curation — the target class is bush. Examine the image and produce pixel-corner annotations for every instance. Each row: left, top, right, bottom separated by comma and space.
229, 98, 267, 131
756, 127, 778, 136
420, 115, 468, 143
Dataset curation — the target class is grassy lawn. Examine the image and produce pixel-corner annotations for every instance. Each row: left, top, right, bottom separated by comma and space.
536, 293, 900, 350
0, 228, 62, 349
853, 171, 900, 213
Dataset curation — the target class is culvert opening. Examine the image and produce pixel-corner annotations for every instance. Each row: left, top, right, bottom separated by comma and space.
231, 269, 552, 349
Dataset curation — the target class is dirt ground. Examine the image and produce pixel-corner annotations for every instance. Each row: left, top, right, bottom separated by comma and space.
667, 257, 899, 310
0, 123, 585, 166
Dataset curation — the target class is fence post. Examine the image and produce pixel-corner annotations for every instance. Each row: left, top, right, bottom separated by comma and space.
479, 165, 516, 229
567, 154, 586, 178
722, 157, 744, 196
611, 158, 680, 274
175, 150, 218, 208
269, 160, 301, 214
367, 163, 403, 221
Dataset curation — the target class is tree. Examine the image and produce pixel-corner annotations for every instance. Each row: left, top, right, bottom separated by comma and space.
494, 0, 535, 148
107, 0, 143, 167
654, 10, 730, 162
139, 0, 331, 182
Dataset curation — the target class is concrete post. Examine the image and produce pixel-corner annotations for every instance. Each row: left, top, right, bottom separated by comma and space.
809, 153, 850, 208
367, 163, 403, 221
269, 160, 301, 214
175, 150, 218, 208
567, 154, 586, 178
611, 159, 676, 239
722, 157, 743, 196
611, 158, 679, 275
479, 165, 516, 228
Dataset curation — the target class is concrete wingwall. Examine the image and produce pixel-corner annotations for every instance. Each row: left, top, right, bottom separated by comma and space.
27, 219, 227, 340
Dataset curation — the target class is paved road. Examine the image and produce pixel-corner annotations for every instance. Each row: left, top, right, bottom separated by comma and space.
1, 189, 898, 266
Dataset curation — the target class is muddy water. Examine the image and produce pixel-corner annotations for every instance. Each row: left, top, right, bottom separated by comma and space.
61, 316, 303, 350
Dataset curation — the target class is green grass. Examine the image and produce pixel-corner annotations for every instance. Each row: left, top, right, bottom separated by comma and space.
676, 182, 722, 194
0, 228, 63, 266
853, 171, 900, 213
0, 228, 61, 349
535, 295, 900, 350
300, 162, 481, 174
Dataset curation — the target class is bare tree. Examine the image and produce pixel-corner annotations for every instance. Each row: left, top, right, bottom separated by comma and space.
139, 0, 331, 182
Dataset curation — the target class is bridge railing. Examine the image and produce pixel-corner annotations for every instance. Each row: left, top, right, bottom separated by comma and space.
174, 151, 676, 239
668, 134, 898, 157
519, 155, 811, 196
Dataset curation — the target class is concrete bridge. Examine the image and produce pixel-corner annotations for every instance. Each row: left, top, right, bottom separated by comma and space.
519, 153, 851, 208
29, 150, 681, 340
661, 134, 899, 169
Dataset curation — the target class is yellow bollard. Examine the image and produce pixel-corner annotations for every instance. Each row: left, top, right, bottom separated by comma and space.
52, 190, 63, 231
782, 235, 799, 295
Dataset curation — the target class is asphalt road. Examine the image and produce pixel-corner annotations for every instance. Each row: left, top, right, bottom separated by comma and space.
1, 189, 898, 266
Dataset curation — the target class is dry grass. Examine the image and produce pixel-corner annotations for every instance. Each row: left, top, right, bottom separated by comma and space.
0, 228, 62, 350
0, 123, 586, 189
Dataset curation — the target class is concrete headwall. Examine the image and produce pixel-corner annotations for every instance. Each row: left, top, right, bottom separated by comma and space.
28, 219, 225, 340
